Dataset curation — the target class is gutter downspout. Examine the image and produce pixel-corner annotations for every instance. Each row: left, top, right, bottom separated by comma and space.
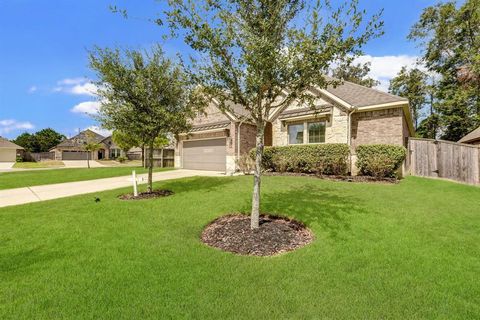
347, 107, 358, 175
237, 119, 247, 171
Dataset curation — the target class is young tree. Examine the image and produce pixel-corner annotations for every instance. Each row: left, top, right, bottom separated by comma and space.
90, 46, 203, 192
389, 67, 428, 130
408, 0, 480, 141
112, 130, 139, 155
166, 0, 383, 229
83, 131, 102, 169
332, 62, 380, 88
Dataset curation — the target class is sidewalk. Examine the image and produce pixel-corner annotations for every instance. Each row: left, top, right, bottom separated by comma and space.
0, 169, 224, 208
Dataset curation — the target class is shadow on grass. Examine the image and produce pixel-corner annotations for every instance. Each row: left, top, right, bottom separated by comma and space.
244, 185, 368, 239
158, 176, 236, 195
0, 247, 63, 273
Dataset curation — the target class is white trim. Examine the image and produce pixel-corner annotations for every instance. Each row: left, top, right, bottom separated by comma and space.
211, 98, 237, 121
287, 120, 326, 145
317, 88, 354, 110
182, 136, 228, 143
355, 101, 409, 111
179, 127, 229, 135
279, 112, 330, 123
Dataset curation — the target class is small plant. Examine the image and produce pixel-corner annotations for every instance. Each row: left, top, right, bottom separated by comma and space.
356, 144, 407, 178
117, 155, 128, 163
236, 153, 255, 174
15, 155, 24, 162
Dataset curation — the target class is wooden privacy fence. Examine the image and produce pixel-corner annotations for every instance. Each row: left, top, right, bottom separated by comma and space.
408, 138, 480, 185
23, 152, 55, 162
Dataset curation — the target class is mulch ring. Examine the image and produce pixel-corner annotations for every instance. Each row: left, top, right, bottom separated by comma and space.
118, 189, 174, 200
201, 214, 314, 257
263, 172, 398, 184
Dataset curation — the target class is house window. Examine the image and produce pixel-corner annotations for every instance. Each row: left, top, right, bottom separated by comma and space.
287, 120, 326, 145
288, 124, 304, 144
110, 148, 122, 159
308, 121, 326, 143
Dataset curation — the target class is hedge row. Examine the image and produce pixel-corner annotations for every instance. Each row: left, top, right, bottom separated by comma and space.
250, 144, 350, 175
356, 144, 406, 178
249, 143, 407, 178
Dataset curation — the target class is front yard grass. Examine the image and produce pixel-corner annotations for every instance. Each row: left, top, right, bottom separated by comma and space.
12, 160, 65, 169
0, 167, 172, 190
0, 176, 479, 319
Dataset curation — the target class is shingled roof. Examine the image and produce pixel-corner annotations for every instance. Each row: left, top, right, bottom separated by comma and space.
55, 129, 105, 148
323, 79, 408, 108
458, 126, 480, 144
0, 136, 24, 149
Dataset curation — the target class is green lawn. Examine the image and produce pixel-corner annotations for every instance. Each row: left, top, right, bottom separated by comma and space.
13, 161, 65, 169
0, 167, 172, 190
0, 176, 479, 319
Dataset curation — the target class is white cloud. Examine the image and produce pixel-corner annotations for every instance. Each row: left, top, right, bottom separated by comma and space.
28, 86, 37, 93
83, 126, 112, 137
0, 119, 35, 135
71, 101, 101, 115
354, 55, 423, 92
54, 78, 99, 96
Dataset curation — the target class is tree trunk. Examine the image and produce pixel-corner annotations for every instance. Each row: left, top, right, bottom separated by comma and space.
87, 151, 90, 169
147, 142, 154, 193
141, 144, 146, 168
251, 123, 265, 230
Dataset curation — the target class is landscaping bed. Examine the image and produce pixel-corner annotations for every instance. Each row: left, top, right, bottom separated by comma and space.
119, 189, 174, 200
201, 214, 314, 256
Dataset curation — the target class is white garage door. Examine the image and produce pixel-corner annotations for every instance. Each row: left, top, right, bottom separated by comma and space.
183, 138, 226, 171
0, 149, 16, 162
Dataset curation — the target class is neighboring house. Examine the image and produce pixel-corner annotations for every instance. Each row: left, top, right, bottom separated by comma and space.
175, 80, 414, 174
51, 129, 174, 166
458, 126, 480, 145
0, 137, 24, 162
51, 129, 108, 160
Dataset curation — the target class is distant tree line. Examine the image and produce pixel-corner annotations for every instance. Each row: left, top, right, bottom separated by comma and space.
12, 128, 65, 153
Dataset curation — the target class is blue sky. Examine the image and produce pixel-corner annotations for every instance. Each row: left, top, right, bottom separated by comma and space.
0, 0, 438, 139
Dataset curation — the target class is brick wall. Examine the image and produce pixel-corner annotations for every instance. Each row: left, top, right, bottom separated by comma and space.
350, 108, 405, 150
239, 123, 257, 155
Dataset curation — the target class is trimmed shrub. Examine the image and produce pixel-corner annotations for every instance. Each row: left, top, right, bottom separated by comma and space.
356, 144, 406, 178
117, 155, 128, 163
250, 144, 350, 175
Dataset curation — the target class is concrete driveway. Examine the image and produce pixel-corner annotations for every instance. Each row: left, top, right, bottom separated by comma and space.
0, 162, 14, 171
62, 160, 105, 168
0, 169, 224, 208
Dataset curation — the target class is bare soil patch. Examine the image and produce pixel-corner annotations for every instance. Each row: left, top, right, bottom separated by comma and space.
119, 189, 174, 200
263, 172, 398, 183
201, 214, 314, 256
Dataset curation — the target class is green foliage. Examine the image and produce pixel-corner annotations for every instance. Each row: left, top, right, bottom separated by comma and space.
35, 128, 66, 152
356, 144, 406, 178
12, 133, 38, 152
251, 144, 350, 175
116, 155, 128, 163
166, 0, 383, 225
15, 155, 23, 162
408, 0, 480, 141
112, 130, 139, 153
13, 129, 65, 153
389, 67, 429, 130
90, 45, 206, 191
331, 62, 380, 88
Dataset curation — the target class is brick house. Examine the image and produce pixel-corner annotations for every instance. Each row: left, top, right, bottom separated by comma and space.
175, 80, 414, 174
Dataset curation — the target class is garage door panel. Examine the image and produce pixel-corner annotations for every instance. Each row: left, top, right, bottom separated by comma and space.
183, 138, 226, 171
0, 149, 16, 162
62, 151, 90, 160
